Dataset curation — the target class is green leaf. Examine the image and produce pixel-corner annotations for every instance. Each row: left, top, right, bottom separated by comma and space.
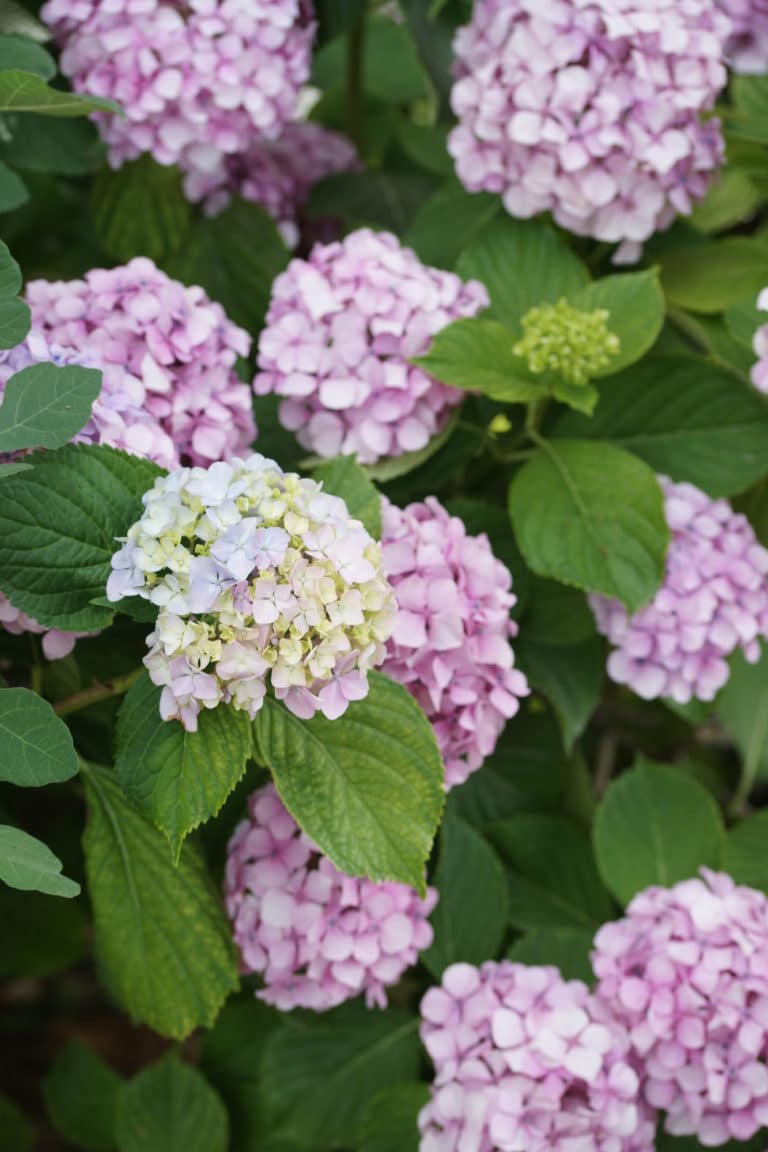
262, 1002, 421, 1151
0, 69, 121, 116
593, 759, 725, 906
519, 578, 594, 646
0, 2, 48, 42
456, 217, 589, 332
201, 998, 285, 1152
115, 673, 253, 860
507, 926, 596, 984
359, 1083, 429, 1152
508, 439, 668, 613
0, 824, 80, 897
312, 455, 382, 538
488, 814, 614, 930
569, 269, 664, 376
396, 121, 453, 177
166, 198, 289, 334
116, 1056, 228, 1152
724, 810, 768, 894
0, 460, 30, 479
0, 362, 101, 452
659, 239, 768, 313
690, 168, 762, 234
554, 356, 768, 498
716, 648, 768, 797
313, 18, 429, 104
1, 114, 105, 175
44, 1039, 122, 1152
0, 294, 30, 348
414, 316, 542, 403
0, 36, 55, 79
0, 235, 21, 295
92, 156, 192, 263
253, 673, 444, 893
0, 444, 162, 631
405, 177, 499, 269
516, 634, 603, 751
81, 763, 238, 1040
455, 707, 565, 828
0, 687, 78, 786
0, 885, 86, 978
728, 74, 768, 144
0, 1093, 33, 1152
308, 167, 437, 235
725, 292, 763, 351
0, 158, 27, 212
423, 811, 508, 978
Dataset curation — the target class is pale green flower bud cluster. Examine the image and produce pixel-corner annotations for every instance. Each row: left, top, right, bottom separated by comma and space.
108, 454, 396, 731
514, 298, 620, 387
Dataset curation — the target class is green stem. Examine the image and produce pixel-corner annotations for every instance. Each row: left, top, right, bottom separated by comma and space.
730, 703, 768, 817
54, 667, 143, 718
346, 10, 366, 154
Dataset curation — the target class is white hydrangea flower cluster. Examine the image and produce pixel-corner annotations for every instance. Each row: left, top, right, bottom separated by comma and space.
108, 455, 396, 730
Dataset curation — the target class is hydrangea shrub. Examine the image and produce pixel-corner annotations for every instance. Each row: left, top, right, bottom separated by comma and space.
2, 4, 768, 1151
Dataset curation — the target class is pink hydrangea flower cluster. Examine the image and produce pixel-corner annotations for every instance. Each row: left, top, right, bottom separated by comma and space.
380, 497, 529, 790
751, 288, 768, 394
590, 476, 768, 703
716, 0, 768, 72
0, 330, 177, 469
449, 0, 729, 259
419, 960, 656, 1152
184, 121, 359, 246
108, 454, 395, 730
593, 870, 768, 1146
254, 229, 489, 465
26, 259, 255, 466
225, 783, 437, 1011
42, 0, 315, 180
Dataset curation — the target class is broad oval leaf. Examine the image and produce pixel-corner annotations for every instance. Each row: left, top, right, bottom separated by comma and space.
724, 810, 768, 894
507, 926, 596, 984
456, 216, 589, 331
92, 155, 192, 263
81, 763, 238, 1039
0, 294, 30, 349
554, 356, 768, 498
0, 687, 78, 787
359, 1083, 429, 1152
44, 1039, 122, 1152
569, 269, 664, 376
0, 824, 80, 897
405, 177, 499, 269
594, 759, 725, 906
423, 811, 508, 978
515, 633, 604, 751
659, 238, 768, 313
488, 814, 614, 931
116, 674, 253, 861
261, 1002, 421, 1151
253, 672, 444, 893
0, 444, 162, 631
0, 363, 101, 453
414, 316, 543, 403
508, 439, 669, 613
116, 1056, 228, 1152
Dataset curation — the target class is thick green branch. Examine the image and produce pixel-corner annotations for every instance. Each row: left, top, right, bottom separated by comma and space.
54, 668, 143, 718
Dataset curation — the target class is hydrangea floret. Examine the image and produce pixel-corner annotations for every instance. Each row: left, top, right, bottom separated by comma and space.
590, 476, 768, 703
449, 0, 729, 259
593, 869, 768, 1146
380, 496, 529, 789
254, 228, 489, 465
225, 783, 437, 1011
107, 454, 396, 730
419, 960, 656, 1152
513, 298, 620, 386
41, 0, 316, 184
26, 259, 255, 467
